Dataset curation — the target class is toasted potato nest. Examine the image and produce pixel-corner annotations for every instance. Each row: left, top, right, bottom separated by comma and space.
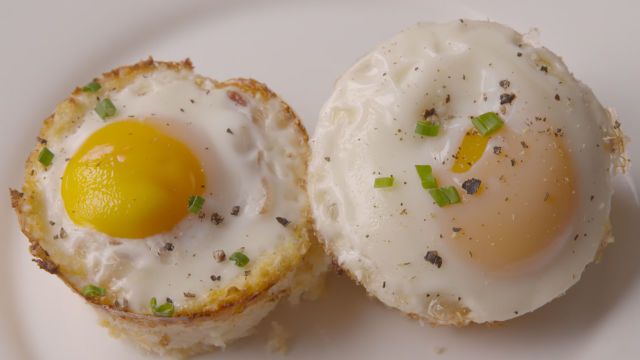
10, 58, 323, 356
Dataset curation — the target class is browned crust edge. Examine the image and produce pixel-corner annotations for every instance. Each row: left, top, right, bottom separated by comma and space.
10, 57, 313, 325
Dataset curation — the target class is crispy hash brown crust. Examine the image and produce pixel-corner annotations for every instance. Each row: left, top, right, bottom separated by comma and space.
10, 58, 318, 355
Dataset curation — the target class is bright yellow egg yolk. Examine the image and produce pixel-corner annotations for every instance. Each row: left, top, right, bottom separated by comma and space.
452, 130, 490, 173
441, 127, 577, 272
62, 119, 206, 239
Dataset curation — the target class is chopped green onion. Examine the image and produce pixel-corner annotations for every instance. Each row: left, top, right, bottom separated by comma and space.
229, 251, 250, 267
82, 284, 105, 298
442, 186, 461, 204
429, 186, 461, 207
415, 121, 440, 137
374, 176, 394, 188
38, 147, 54, 166
471, 112, 503, 136
82, 80, 101, 93
415, 165, 438, 189
429, 188, 449, 207
187, 195, 205, 213
95, 98, 116, 119
150, 297, 174, 317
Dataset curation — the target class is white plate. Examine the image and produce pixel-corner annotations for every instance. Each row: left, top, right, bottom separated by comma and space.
2, 0, 639, 359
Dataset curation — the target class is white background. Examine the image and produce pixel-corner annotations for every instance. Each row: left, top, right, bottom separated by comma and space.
1, 1, 639, 359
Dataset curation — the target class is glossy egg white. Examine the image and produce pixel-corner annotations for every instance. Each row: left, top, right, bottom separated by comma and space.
308, 21, 625, 324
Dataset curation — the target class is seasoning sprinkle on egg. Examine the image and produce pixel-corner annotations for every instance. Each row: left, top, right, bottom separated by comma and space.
11, 59, 321, 356
309, 20, 624, 326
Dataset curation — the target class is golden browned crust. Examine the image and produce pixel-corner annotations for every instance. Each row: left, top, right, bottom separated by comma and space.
604, 108, 628, 174
11, 58, 314, 329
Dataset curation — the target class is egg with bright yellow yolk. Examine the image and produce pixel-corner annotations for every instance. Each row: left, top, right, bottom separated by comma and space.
309, 20, 624, 324
11, 60, 320, 357
62, 120, 205, 239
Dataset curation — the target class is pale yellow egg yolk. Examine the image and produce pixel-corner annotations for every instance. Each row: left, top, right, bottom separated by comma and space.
62, 119, 206, 239
442, 127, 577, 272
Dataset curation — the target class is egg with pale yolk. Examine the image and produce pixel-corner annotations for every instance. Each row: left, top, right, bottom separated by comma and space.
11, 59, 324, 356
309, 21, 625, 324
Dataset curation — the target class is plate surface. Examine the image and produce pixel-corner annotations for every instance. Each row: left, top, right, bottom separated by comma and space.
1, 1, 639, 359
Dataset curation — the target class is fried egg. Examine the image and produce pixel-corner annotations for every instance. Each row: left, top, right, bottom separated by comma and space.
308, 21, 626, 324
11, 59, 325, 357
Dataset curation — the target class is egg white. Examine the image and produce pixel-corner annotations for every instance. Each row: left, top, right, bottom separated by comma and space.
37, 67, 309, 313
309, 21, 622, 323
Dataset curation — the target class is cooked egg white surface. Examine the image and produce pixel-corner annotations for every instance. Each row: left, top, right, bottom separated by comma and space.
38, 69, 307, 313
309, 21, 619, 323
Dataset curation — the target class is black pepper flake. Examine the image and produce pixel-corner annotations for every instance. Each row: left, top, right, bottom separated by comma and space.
499, 79, 511, 89
183, 292, 195, 298
520, 141, 529, 149
590, 195, 595, 201
49, 221, 56, 226
226, 128, 234, 134
510, 159, 516, 167
210, 275, 221, 281
275, 217, 290, 227
452, 227, 462, 232
382, 281, 386, 288
424, 251, 443, 268
555, 94, 560, 101
189, 99, 195, 104
540, 66, 548, 73
493, 146, 502, 155
230, 206, 240, 216
324, 156, 331, 162
544, 192, 550, 201
422, 108, 436, 119
164, 242, 174, 251
180, 108, 185, 112
165, 297, 173, 304
211, 212, 224, 225
461, 178, 481, 195
445, 94, 451, 103
36, 136, 47, 145
500, 93, 516, 105
59, 227, 67, 239
517, 52, 522, 57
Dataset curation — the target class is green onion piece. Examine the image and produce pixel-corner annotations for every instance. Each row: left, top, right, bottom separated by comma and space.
415, 165, 438, 189
415, 121, 440, 137
471, 112, 503, 136
150, 297, 174, 317
374, 176, 394, 188
187, 195, 205, 213
229, 251, 250, 267
429, 186, 461, 207
442, 186, 461, 204
82, 80, 101, 93
95, 98, 116, 119
429, 188, 449, 207
82, 284, 105, 298
38, 147, 54, 166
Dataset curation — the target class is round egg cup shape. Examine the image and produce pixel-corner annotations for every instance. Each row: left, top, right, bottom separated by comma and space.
308, 20, 627, 327
10, 58, 326, 358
